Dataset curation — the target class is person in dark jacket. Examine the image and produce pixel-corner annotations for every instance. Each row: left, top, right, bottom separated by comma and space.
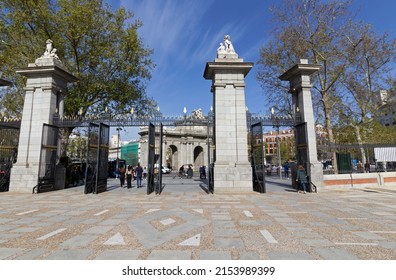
135, 163, 143, 188
126, 165, 133, 189
187, 165, 193, 179
119, 165, 126, 188
199, 166, 206, 179
296, 165, 308, 193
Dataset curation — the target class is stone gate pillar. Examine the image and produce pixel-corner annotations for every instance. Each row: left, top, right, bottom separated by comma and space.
204, 35, 253, 192
9, 40, 77, 193
279, 59, 323, 190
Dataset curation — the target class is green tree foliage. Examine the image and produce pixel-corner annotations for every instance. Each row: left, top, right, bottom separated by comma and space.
67, 133, 88, 161
338, 25, 395, 142
257, 0, 395, 146
0, 0, 154, 118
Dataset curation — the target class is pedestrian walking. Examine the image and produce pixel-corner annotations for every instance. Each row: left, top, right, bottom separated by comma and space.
119, 165, 126, 188
296, 165, 308, 194
199, 166, 206, 179
179, 166, 185, 178
143, 167, 147, 179
187, 165, 193, 179
126, 165, 133, 189
357, 161, 363, 173
135, 163, 143, 188
289, 159, 297, 189
284, 160, 290, 179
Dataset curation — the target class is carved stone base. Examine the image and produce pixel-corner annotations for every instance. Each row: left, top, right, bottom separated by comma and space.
213, 162, 253, 193
9, 164, 39, 193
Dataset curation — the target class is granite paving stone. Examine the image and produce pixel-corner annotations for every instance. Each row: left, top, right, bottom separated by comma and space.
60, 235, 99, 248
0, 218, 16, 224
200, 250, 232, 260
10, 217, 42, 225
45, 249, 93, 260
98, 219, 124, 226
214, 237, 245, 249
268, 252, 316, 260
0, 177, 396, 260
352, 231, 386, 240
82, 225, 114, 234
378, 242, 396, 249
14, 248, 48, 260
0, 248, 25, 259
212, 221, 236, 228
213, 228, 240, 237
301, 238, 334, 247
10, 227, 39, 233
314, 247, 359, 260
0, 225, 19, 231
95, 249, 141, 260
239, 251, 261, 260
147, 250, 191, 260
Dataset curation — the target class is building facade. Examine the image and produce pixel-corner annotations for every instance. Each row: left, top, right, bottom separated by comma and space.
139, 125, 209, 171
377, 90, 396, 127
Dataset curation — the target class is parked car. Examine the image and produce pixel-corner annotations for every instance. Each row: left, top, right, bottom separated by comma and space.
154, 164, 171, 174
161, 166, 171, 174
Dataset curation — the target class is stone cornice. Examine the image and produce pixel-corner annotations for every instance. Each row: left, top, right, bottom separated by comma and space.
16, 65, 78, 83
278, 63, 321, 81
203, 61, 254, 80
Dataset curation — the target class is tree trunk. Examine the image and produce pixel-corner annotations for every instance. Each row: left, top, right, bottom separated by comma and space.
354, 125, 367, 172
60, 127, 74, 160
322, 95, 338, 174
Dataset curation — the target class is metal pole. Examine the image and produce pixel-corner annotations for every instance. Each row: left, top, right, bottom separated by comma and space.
116, 127, 121, 172
277, 125, 282, 179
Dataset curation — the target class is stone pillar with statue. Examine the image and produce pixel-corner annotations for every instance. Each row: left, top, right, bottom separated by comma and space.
9, 40, 78, 193
204, 35, 253, 192
279, 59, 323, 191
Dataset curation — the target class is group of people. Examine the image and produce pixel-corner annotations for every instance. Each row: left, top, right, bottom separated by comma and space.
118, 163, 146, 189
284, 159, 309, 194
178, 165, 194, 179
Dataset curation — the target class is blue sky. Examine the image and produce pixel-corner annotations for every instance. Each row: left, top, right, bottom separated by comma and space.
108, 0, 396, 140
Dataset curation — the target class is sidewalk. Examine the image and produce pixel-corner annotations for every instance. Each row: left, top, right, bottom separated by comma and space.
0, 175, 395, 260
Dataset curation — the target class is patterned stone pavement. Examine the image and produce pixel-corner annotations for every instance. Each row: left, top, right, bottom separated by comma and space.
0, 175, 396, 260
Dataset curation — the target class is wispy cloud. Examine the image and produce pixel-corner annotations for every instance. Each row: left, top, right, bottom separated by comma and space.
122, 1, 213, 52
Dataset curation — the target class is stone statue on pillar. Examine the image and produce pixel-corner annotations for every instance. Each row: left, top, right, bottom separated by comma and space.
36, 39, 60, 62
204, 35, 253, 192
9, 39, 77, 193
217, 35, 238, 59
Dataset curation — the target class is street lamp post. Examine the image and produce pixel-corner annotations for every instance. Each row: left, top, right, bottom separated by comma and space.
271, 108, 282, 179
116, 127, 122, 172
276, 125, 282, 179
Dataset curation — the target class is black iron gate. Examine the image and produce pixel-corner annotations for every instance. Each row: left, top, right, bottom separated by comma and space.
35, 124, 59, 193
96, 123, 109, 194
295, 122, 308, 167
85, 123, 99, 194
0, 127, 19, 192
147, 123, 156, 194
251, 122, 266, 193
294, 122, 315, 192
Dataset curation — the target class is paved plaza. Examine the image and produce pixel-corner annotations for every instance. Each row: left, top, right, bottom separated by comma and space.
0, 175, 396, 260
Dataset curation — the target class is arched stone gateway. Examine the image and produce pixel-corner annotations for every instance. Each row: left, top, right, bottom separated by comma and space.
4, 37, 323, 195
194, 146, 204, 170
168, 145, 178, 169
139, 124, 209, 171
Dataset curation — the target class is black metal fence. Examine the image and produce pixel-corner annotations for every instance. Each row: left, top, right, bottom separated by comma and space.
0, 127, 19, 192
318, 142, 396, 174
96, 123, 109, 194
85, 123, 99, 194
35, 124, 59, 193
